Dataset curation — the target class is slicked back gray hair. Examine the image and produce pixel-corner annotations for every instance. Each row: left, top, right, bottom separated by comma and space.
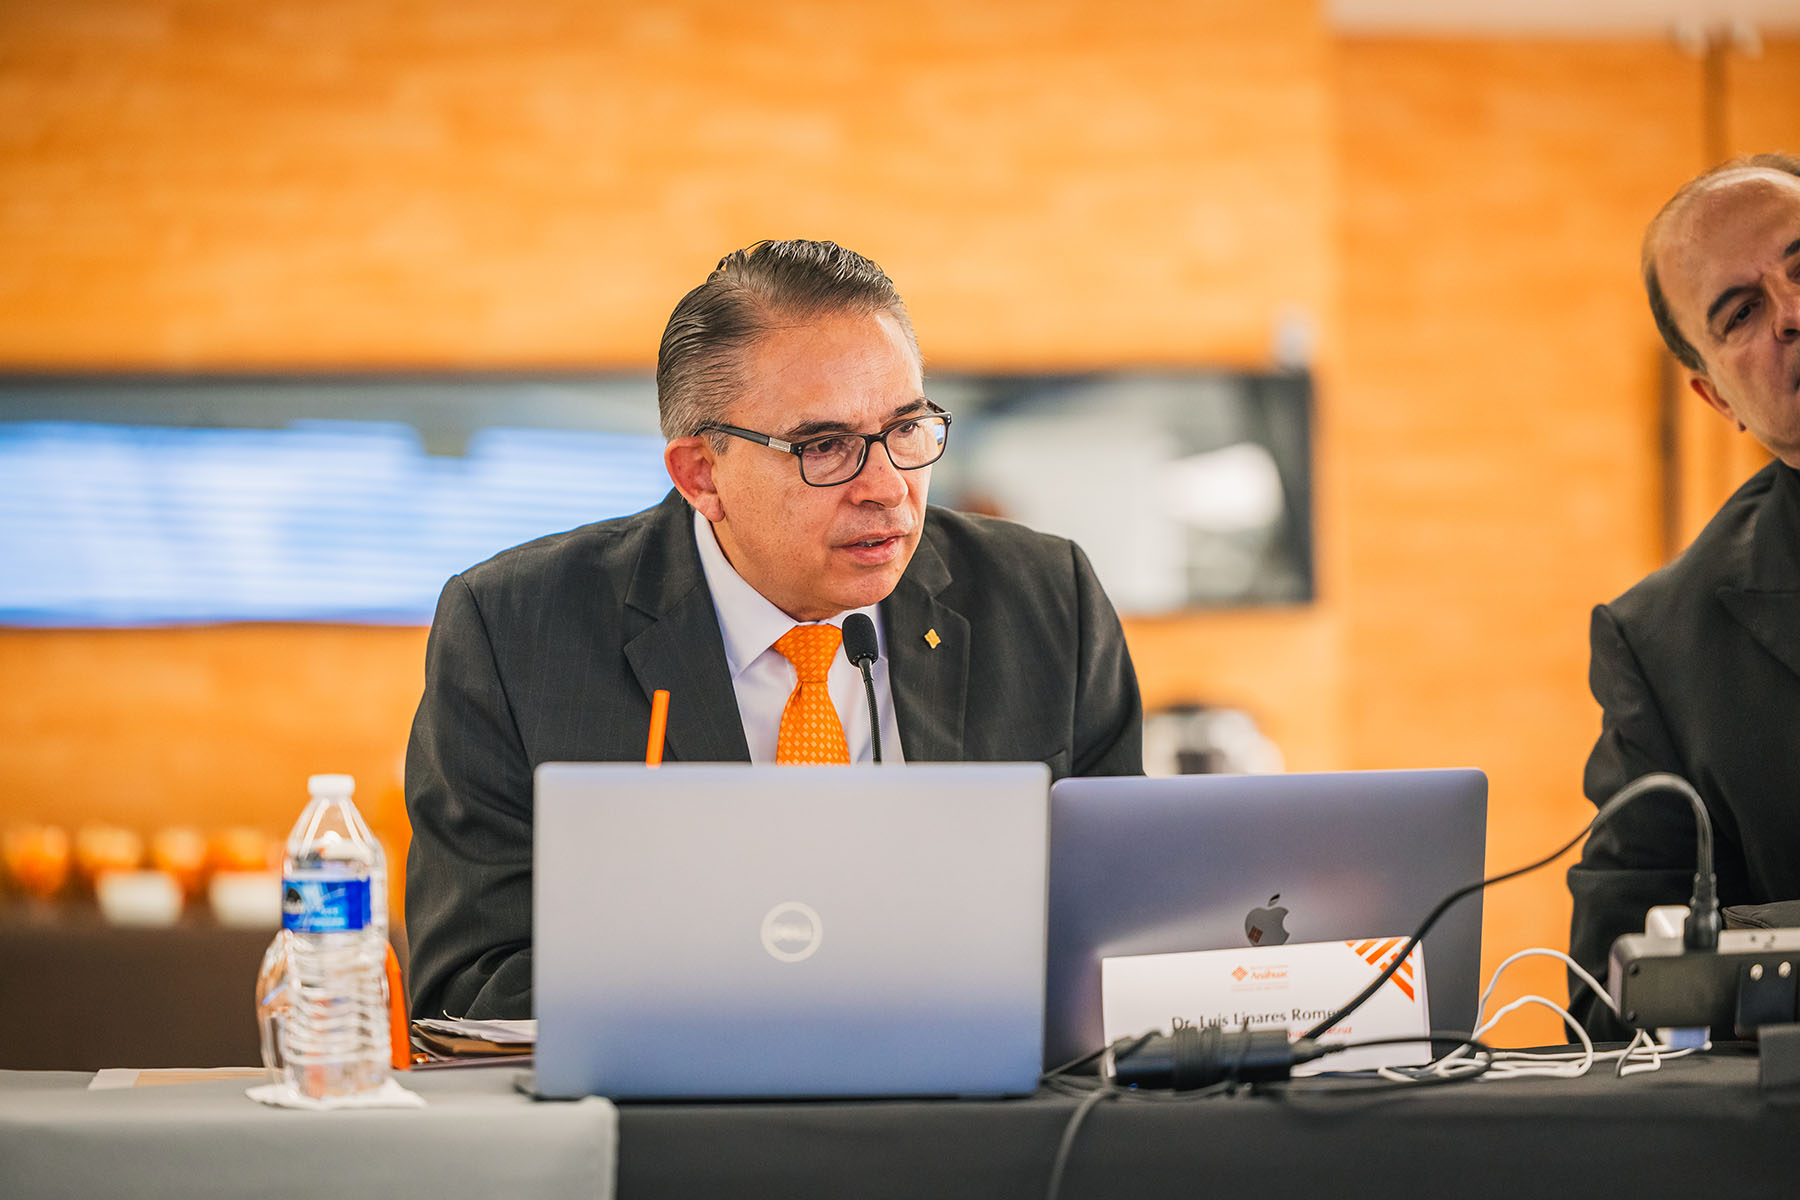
1643, 152, 1800, 372
656, 239, 921, 445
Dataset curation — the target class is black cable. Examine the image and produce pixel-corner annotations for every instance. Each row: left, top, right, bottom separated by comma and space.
1043, 1085, 1110, 1200
1036, 771, 1713, 1198
1224, 1019, 1253, 1085
1042, 1048, 1106, 1080
1043, 1032, 1151, 1081
1040, 1063, 1236, 1200
1300, 771, 1716, 1041
859, 666, 881, 764
1319, 1031, 1487, 1058
1041, 1033, 1495, 1199
1110, 1023, 1326, 1090
1283, 1032, 1497, 1093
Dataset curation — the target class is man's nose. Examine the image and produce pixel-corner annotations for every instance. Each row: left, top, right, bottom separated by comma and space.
1777, 284, 1800, 340
849, 439, 909, 504
1773, 274, 1800, 340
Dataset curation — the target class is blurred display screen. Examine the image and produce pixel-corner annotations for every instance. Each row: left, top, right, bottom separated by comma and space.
930, 373, 1311, 611
0, 372, 1310, 627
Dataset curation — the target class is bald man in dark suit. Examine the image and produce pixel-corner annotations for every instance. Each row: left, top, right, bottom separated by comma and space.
1568, 155, 1800, 1037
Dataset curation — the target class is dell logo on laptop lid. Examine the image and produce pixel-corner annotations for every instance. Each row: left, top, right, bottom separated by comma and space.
761, 900, 823, 962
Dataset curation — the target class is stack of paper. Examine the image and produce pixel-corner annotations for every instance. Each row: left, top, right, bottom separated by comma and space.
410, 1017, 536, 1068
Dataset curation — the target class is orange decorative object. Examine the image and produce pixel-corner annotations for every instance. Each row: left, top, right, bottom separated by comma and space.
74, 823, 144, 887
3, 824, 72, 900
150, 827, 209, 897
209, 826, 278, 873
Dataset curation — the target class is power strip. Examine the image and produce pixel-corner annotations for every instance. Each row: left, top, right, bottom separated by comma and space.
1610, 927, 1800, 1032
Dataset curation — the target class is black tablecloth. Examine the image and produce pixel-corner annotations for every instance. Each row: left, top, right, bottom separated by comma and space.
6, 1053, 1798, 1198
616, 1050, 1800, 1199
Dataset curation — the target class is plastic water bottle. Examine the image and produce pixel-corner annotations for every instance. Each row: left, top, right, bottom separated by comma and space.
257, 773, 391, 1099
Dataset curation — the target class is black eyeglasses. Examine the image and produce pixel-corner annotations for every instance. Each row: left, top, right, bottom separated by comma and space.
699, 407, 952, 487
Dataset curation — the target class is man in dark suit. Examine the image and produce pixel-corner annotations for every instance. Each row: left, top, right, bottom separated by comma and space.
406, 239, 1143, 1021
1568, 154, 1800, 1037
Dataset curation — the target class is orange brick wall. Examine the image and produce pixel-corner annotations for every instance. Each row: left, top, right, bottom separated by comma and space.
1336, 35, 1800, 1040
0, 0, 1341, 830
0, 0, 1330, 370
5, 2, 1800, 1046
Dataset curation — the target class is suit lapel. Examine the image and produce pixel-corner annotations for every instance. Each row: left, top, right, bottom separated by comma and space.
883, 527, 970, 763
621, 493, 749, 763
1720, 590, 1800, 683
1720, 463, 1800, 684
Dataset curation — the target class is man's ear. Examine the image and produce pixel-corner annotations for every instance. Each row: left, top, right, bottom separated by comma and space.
1688, 372, 1748, 432
665, 437, 726, 522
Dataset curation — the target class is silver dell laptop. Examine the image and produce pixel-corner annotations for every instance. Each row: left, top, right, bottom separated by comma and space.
1044, 769, 1488, 1068
531, 761, 1051, 1100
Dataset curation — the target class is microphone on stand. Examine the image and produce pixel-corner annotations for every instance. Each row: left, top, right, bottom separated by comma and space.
841, 613, 882, 764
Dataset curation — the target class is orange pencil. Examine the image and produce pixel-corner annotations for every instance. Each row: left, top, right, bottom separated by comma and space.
645, 689, 670, 766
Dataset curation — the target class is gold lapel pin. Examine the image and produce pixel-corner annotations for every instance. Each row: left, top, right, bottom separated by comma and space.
924, 628, 941, 649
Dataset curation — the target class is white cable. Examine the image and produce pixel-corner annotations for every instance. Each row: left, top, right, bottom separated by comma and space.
1377, 994, 1593, 1081
1473, 946, 1620, 1026
1367, 946, 1686, 1084
1617, 1028, 1692, 1077
1475, 995, 1596, 1077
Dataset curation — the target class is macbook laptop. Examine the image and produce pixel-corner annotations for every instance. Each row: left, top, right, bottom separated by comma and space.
1044, 769, 1487, 1068
531, 761, 1051, 1100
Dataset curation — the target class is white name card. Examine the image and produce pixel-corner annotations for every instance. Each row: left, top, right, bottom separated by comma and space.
1101, 937, 1433, 1075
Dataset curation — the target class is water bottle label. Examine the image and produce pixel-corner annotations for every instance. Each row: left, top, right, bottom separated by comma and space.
281, 876, 372, 932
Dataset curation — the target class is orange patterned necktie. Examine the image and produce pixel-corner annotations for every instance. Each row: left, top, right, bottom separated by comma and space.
773, 624, 850, 765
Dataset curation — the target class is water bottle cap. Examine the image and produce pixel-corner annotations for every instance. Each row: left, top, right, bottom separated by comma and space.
306, 773, 356, 797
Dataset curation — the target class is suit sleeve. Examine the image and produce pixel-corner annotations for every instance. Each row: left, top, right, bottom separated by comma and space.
1069, 541, 1145, 777
1565, 603, 1698, 1039
404, 575, 536, 1020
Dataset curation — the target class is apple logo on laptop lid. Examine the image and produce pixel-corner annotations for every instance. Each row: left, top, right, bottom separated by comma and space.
1244, 894, 1289, 946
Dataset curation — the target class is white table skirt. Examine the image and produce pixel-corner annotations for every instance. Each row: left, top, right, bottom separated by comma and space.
0, 1068, 616, 1200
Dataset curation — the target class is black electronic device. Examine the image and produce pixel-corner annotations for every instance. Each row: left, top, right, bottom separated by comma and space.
1105, 1026, 1326, 1090
1610, 926, 1800, 1037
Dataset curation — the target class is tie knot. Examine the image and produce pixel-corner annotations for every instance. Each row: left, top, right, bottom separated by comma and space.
775, 624, 842, 683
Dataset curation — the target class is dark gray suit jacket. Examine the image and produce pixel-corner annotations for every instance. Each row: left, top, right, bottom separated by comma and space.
405, 489, 1144, 1020
1568, 459, 1800, 1037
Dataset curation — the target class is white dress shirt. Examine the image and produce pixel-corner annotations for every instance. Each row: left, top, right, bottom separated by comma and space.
692, 509, 904, 764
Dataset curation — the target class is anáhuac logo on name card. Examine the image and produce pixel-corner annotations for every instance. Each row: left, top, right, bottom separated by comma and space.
1228, 960, 1291, 991
1100, 937, 1431, 1075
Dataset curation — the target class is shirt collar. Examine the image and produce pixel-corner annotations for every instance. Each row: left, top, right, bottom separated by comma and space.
691, 508, 878, 678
